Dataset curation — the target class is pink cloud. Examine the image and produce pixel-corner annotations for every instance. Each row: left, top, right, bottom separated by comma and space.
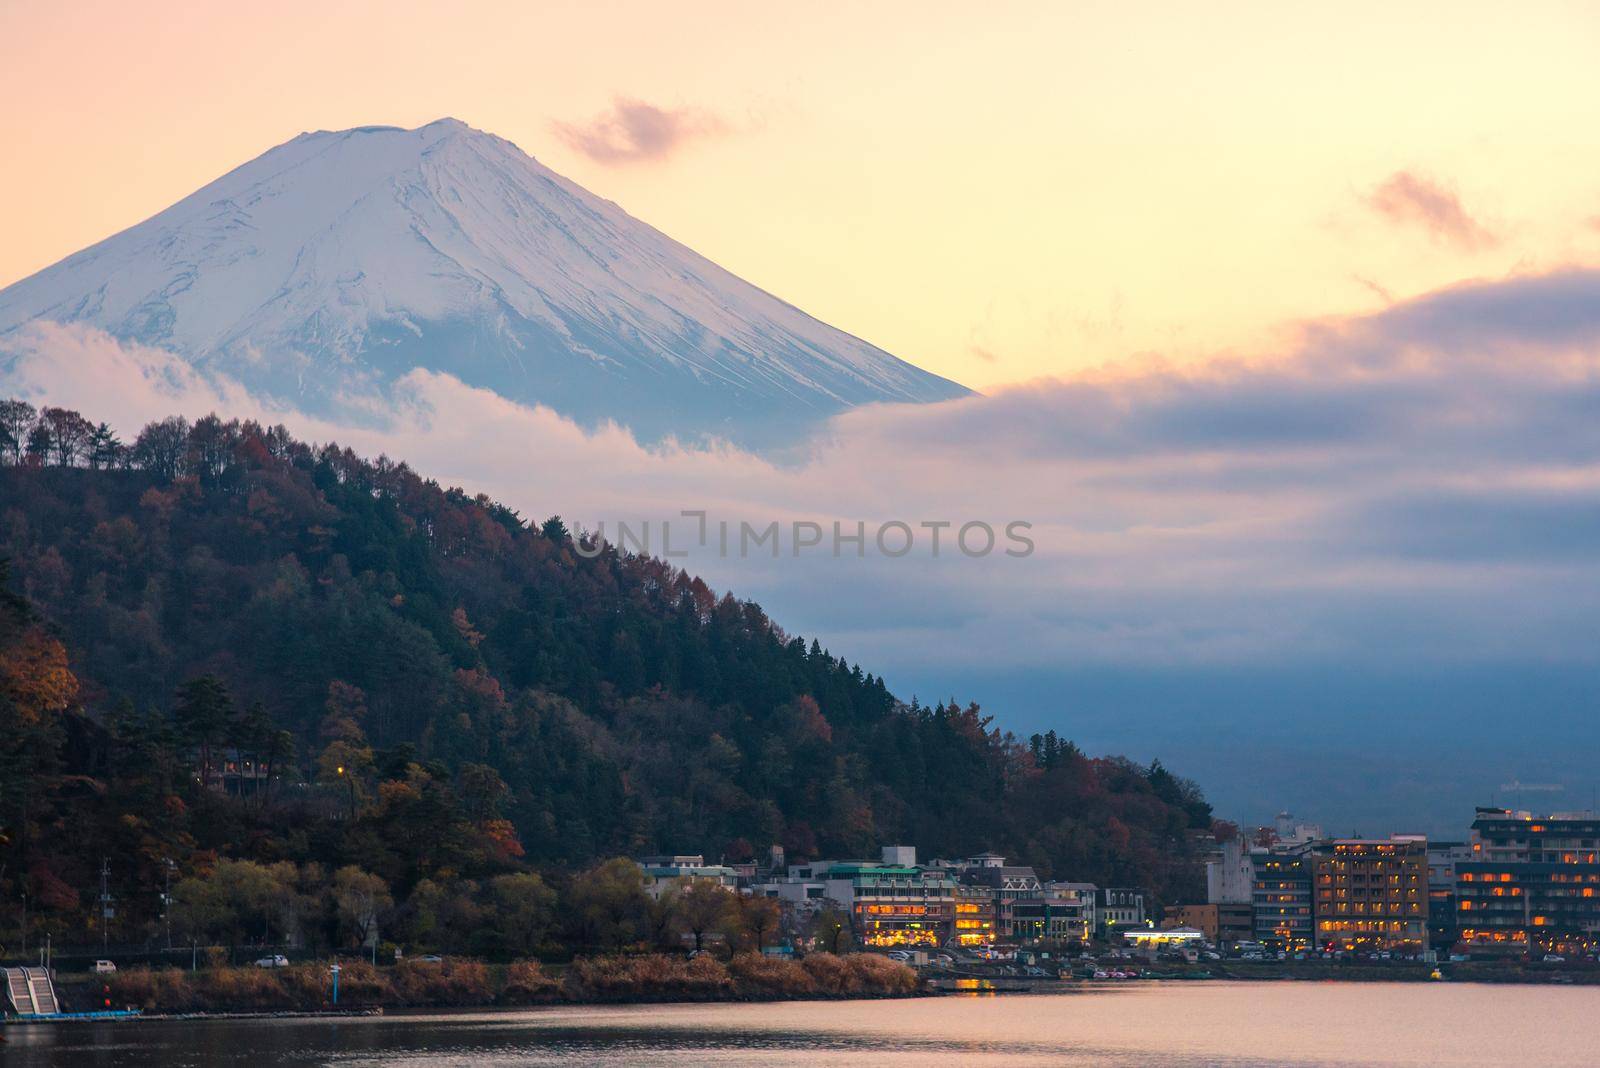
1364, 170, 1496, 250
552, 98, 729, 165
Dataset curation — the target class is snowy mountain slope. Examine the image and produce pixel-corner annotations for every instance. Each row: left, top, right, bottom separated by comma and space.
0, 118, 968, 445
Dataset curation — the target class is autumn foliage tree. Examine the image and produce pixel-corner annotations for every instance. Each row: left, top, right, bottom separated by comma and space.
0, 401, 1218, 948
676, 879, 739, 952
0, 558, 79, 912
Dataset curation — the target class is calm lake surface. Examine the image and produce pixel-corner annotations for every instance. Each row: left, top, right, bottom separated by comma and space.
6, 982, 1596, 1067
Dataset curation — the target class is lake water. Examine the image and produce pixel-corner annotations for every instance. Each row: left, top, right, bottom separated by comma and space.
5, 982, 1596, 1066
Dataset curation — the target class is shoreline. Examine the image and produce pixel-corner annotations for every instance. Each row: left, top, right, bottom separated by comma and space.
15, 964, 1598, 1026
5, 991, 934, 1027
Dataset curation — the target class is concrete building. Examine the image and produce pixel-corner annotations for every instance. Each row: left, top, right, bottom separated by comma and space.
1455, 808, 1600, 955
758, 846, 956, 947
1252, 850, 1313, 949
1274, 811, 1324, 847
1207, 837, 1254, 905
1164, 902, 1252, 945
1048, 881, 1100, 936
947, 856, 1042, 905
1310, 836, 1428, 952
1096, 887, 1146, 937
951, 883, 996, 946
934, 853, 1057, 944
1427, 840, 1472, 949
637, 855, 739, 899
1004, 895, 1094, 943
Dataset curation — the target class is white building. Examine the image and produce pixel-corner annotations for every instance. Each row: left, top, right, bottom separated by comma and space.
1207, 837, 1254, 904
637, 855, 739, 899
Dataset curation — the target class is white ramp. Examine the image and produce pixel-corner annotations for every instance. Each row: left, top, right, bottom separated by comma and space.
3, 966, 60, 1016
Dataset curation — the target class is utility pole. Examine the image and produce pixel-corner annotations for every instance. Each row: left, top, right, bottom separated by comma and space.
99, 856, 114, 949
162, 857, 176, 950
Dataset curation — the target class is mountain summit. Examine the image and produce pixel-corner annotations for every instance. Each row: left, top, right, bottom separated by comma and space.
0, 118, 967, 445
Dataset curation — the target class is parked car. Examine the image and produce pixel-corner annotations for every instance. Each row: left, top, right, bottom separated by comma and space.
254, 954, 290, 968
1543, 954, 1567, 963
92, 959, 117, 974
416, 954, 444, 963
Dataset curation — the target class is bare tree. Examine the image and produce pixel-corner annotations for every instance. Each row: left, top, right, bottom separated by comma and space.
39, 407, 93, 467
0, 399, 35, 465
132, 416, 190, 479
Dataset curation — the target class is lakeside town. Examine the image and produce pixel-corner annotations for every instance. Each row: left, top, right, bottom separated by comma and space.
656, 802, 1600, 968
8, 802, 1600, 1021
1, 410, 1597, 1029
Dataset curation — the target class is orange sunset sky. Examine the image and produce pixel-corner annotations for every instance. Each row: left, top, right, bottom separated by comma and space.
4, 0, 1600, 390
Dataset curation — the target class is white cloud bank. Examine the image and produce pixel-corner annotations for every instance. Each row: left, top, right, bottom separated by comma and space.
5, 267, 1600, 686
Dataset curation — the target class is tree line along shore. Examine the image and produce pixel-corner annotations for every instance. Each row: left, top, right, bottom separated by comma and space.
76, 952, 920, 1014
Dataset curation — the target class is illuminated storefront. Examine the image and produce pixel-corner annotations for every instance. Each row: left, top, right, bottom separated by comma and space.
953, 886, 995, 946
1123, 926, 1204, 949
756, 847, 957, 946
1001, 896, 1092, 944
850, 877, 955, 946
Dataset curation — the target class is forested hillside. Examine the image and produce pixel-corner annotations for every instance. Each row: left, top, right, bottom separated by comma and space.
0, 400, 1214, 944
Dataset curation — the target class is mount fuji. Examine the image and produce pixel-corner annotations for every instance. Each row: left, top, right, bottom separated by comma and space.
0, 118, 968, 446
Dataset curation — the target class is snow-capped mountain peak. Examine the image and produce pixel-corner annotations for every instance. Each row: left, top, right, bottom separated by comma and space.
0, 118, 968, 446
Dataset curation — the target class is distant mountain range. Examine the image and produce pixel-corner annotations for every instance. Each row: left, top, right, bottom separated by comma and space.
0, 118, 968, 447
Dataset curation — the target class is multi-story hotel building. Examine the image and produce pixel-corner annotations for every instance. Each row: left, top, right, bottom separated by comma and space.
1426, 840, 1472, 948
952, 883, 996, 946
1310, 836, 1428, 951
771, 846, 956, 947
1455, 808, 1600, 954
1252, 851, 1313, 949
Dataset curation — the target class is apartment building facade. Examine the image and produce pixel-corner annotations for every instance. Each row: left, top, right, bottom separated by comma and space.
1310, 837, 1428, 951
1455, 808, 1600, 954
